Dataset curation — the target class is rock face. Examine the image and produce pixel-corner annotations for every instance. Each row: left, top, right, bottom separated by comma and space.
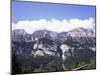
68, 27, 95, 37
12, 27, 96, 58
12, 27, 96, 73
12, 29, 32, 42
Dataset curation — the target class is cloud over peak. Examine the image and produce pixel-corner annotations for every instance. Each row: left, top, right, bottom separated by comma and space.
12, 17, 95, 34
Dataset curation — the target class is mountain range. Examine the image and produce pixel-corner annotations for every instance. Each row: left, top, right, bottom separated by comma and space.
12, 27, 96, 74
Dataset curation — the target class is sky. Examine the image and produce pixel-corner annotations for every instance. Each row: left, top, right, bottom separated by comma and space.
12, 1, 96, 33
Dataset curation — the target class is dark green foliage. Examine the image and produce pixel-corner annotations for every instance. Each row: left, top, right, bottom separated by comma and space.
32, 56, 63, 73
12, 51, 96, 74
12, 53, 22, 75
80, 57, 96, 70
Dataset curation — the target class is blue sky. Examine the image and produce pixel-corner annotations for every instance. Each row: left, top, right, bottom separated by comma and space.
12, 1, 96, 23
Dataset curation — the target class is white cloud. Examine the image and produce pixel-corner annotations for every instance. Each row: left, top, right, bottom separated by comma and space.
12, 17, 95, 34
